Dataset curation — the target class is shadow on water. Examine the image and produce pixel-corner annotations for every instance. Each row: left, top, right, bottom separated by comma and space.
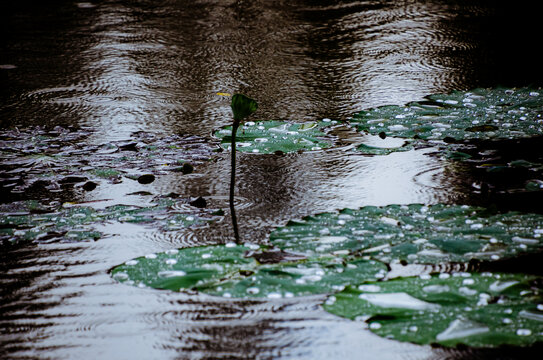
2, 0, 543, 359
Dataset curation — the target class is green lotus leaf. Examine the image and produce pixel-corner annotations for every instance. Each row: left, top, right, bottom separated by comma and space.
0, 127, 217, 195
355, 142, 414, 155
0, 199, 219, 244
111, 244, 256, 291
89, 167, 122, 179
201, 257, 388, 298
214, 120, 336, 154
323, 272, 543, 347
269, 204, 543, 264
350, 88, 543, 141
111, 244, 388, 298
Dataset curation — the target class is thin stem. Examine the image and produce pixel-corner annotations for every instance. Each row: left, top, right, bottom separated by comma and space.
229, 120, 240, 243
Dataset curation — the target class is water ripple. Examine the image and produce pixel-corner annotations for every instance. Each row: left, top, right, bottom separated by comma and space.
2, 0, 541, 359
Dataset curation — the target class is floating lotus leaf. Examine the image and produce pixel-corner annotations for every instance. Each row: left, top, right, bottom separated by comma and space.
269, 204, 543, 264
0, 201, 100, 243
201, 257, 387, 298
111, 245, 256, 291
350, 88, 543, 141
355, 142, 414, 155
0, 198, 219, 244
0, 127, 217, 196
436, 135, 543, 206
111, 244, 388, 298
214, 120, 336, 154
323, 272, 543, 347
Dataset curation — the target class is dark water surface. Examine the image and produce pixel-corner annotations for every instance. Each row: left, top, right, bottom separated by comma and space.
1, 1, 542, 359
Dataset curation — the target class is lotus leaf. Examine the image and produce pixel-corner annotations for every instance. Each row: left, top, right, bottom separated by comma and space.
201, 257, 387, 298
0, 127, 217, 195
215, 120, 336, 154
231, 94, 258, 121
323, 272, 543, 347
0, 199, 218, 244
111, 244, 256, 291
269, 204, 543, 264
111, 244, 388, 298
355, 142, 414, 155
350, 88, 543, 141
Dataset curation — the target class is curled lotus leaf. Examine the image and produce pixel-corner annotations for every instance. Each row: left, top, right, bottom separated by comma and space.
231, 94, 258, 121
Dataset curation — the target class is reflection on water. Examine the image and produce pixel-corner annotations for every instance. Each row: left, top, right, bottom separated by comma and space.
4, 0, 538, 140
1, 0, 542, 359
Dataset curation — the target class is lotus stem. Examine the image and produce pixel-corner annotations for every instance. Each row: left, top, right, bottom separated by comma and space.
230, 119, 241, 243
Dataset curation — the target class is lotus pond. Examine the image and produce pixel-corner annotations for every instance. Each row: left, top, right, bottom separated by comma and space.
2, 1, 543, 359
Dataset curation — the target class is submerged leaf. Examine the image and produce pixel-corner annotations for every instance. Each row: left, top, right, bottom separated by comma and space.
355, 142, 413, 155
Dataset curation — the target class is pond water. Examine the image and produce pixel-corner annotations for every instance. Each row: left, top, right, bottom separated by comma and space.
1, 0, 542, 359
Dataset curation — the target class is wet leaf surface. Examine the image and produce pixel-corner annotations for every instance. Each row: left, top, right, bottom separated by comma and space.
111, 244, 388, 298
0, 127, 218, 202
323, 272, 543, 347
354, 142, 415, 155
350, 87, 543, 141
269, 204, 543, 264
112, 245, 256, 292
214, 120, 337, 154
0, 198, 222, 245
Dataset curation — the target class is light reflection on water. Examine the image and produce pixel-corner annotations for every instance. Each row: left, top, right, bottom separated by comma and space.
1, 0, 542, 359
2, 0, 509, 141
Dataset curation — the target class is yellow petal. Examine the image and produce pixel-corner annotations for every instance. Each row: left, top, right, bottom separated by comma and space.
217, 92, 232, 97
